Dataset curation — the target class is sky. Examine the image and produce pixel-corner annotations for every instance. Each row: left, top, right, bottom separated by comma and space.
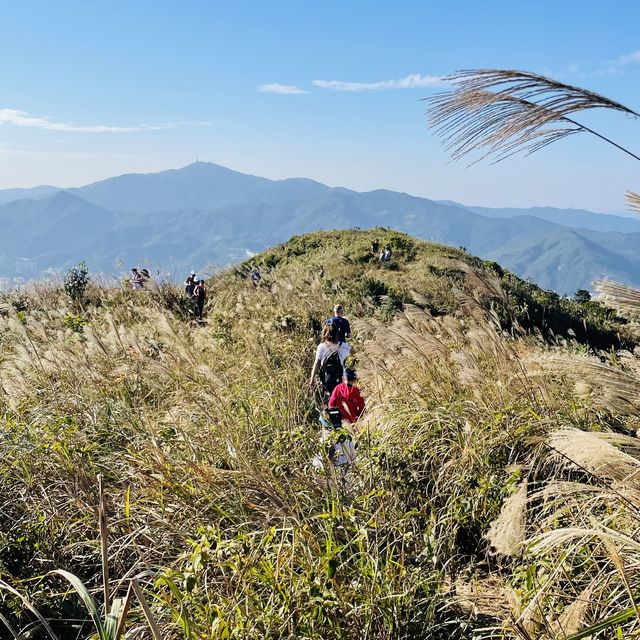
1, 0, 639, 212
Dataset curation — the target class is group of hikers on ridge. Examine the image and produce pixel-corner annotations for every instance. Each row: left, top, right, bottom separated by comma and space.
130, 264, 260, 322
184, 271, 208, 319
309, 304, 365, 476
134, 260, 363, 475
182, 266, 260, 320
370, 238, 392, 263
309, 305, 364, 423
130, 267, 151, 289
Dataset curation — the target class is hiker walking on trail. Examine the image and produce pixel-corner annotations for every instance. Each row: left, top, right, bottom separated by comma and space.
309, 322, 351, 396
193, 279, 207, 319
329, 368, 365, 424
327, 304, 351, 343
184, 271, 197, 295
371, 239, 379, 255
250, 267, 261, 288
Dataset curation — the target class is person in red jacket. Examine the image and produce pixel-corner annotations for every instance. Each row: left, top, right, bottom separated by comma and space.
328, 368, 365, 424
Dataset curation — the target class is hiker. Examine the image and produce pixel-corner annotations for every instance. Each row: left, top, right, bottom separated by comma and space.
327, 304, 351, 343
371, 239, 379, 255
193, 279, 207, 319
378, 245, 392, 263
250, 267, 261, 288
329, 368, 365, 424
319, 264, 325, 279
184, 271, 196, 295
309, 322, 351, 396
131, 268, 144, 290
140, 268, 151, 286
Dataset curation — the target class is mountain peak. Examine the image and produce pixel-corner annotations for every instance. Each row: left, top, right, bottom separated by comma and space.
70, 161, 273, 213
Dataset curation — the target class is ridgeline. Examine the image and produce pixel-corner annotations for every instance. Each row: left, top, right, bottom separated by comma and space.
1, 229, 639, 639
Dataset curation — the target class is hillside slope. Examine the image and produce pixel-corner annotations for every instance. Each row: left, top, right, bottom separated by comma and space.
1, 229, 639, 639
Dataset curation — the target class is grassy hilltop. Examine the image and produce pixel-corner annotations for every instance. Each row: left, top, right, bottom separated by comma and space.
1, 228, 640, 639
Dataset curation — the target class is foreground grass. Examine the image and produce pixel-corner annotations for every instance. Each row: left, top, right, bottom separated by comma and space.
0, 229, 638, 639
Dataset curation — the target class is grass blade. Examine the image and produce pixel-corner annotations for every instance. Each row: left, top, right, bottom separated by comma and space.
50, 569, 105, 639
566, 605, 637, 639
98, 474, 110, 616
131, 579, 163, 640
0, 579, 60, 640
0, 610, 19, 639
115, 582, 134, 640
104, 597, 123, 638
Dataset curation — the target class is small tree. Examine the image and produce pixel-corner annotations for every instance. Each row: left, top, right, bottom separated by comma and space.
574, 288, 591, 304
63, 261, 90, 303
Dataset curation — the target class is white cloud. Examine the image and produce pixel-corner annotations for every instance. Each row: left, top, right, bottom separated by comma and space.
0, 109, 213, 133
312, 73, 444, 92
258, 83, 308, 94
619, 50, 640, 64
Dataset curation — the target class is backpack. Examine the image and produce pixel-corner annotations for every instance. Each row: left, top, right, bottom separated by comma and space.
320, 346, 343, 394
327, 406, 342, 429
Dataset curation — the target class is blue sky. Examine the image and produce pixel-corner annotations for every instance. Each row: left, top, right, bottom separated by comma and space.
1, 0, 639, 211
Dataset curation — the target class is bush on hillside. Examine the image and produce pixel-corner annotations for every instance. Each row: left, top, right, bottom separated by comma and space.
63, 261, 90, 303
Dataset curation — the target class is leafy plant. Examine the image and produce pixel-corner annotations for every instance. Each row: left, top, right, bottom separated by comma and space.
573, 288, 591, 304
63, 261, 90, 303
63, 313, 87, 333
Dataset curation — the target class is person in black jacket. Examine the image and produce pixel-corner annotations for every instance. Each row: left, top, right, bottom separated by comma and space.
193, 279, 207, 319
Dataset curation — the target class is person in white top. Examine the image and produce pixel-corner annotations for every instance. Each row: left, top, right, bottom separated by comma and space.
309, 323, 352, 394
131, 268, 144, 290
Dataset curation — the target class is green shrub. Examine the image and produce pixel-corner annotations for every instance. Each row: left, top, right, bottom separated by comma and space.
573, 288, 591, 304
63, 313, 87, 333
63, 261, 90, 303
482, 260, 505, 277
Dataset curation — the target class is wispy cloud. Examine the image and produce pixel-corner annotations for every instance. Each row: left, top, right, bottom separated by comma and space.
619, 50, 640, 65
0, 109, 213, 132
258, 83, 308, 95
312, 73, 444, 92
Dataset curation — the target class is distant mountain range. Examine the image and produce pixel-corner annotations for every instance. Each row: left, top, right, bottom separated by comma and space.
1, 162, 638, 294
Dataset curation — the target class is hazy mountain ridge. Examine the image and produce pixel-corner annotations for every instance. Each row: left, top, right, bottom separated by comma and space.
464, 204, 640, 233
2, 162, 639, 293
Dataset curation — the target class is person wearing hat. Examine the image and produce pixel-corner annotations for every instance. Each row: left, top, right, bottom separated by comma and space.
184, 271, 197, 296
328, 368, 365, 424
327, 304, 351, 343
